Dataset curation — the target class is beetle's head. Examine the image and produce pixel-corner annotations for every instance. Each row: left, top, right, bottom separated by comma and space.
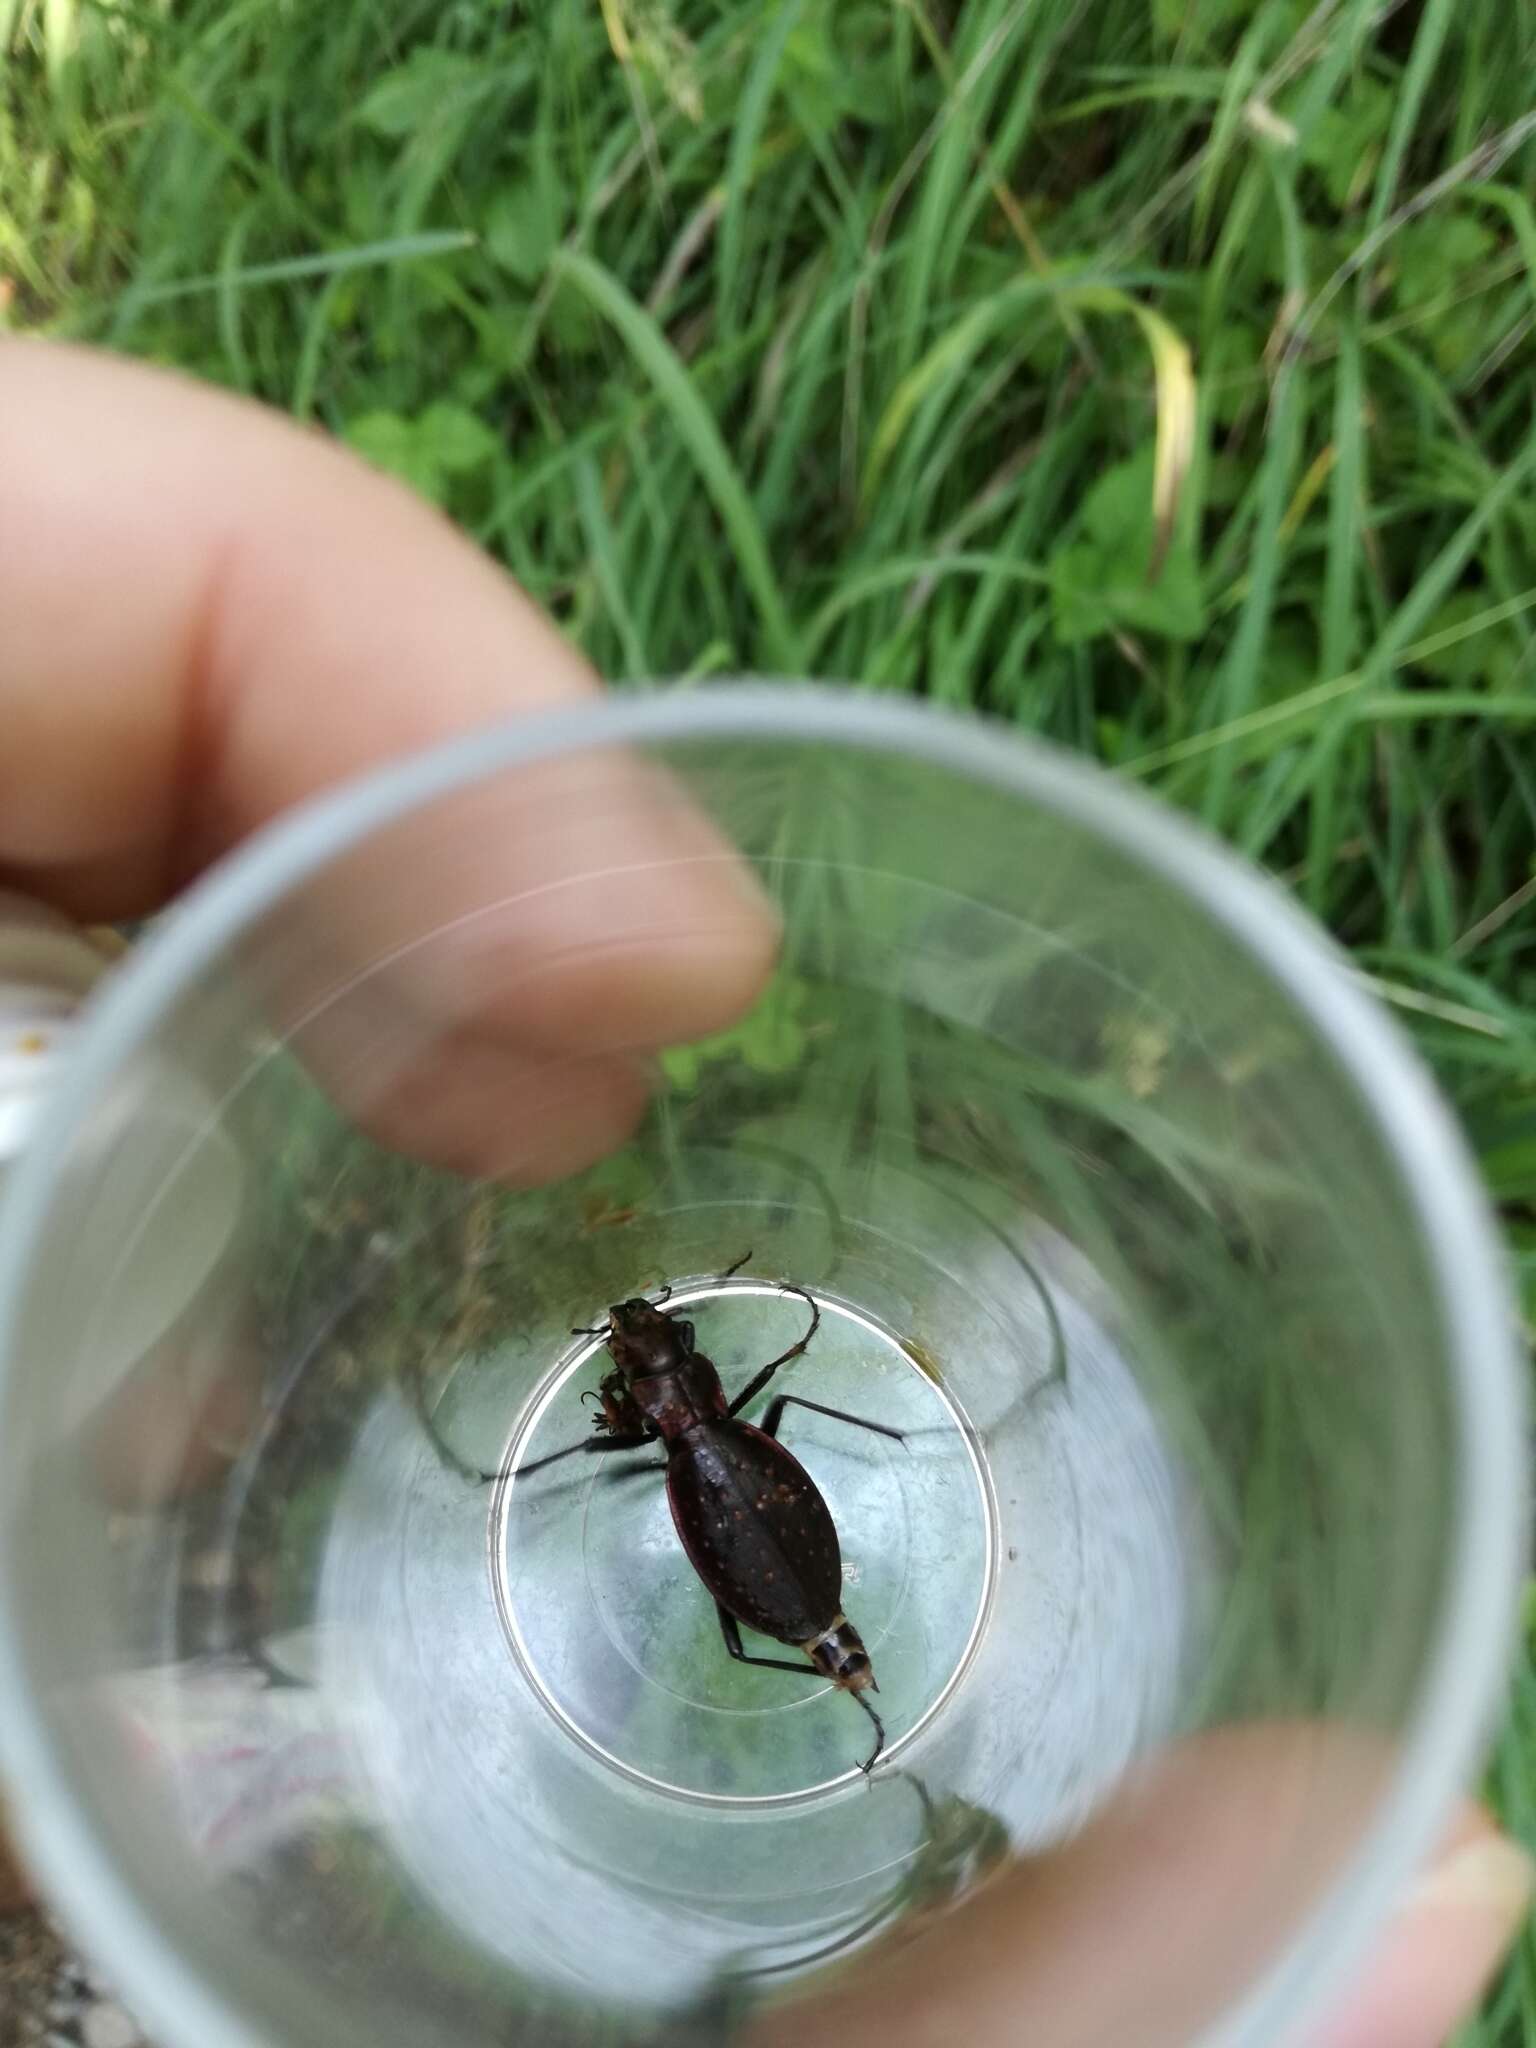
605, 1297, 693, 1378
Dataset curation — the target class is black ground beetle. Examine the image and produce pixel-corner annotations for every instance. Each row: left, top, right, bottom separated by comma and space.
519, 1256, 904, 1774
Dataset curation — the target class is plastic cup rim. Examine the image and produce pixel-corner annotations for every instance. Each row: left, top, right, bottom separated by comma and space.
0, 682, 1521, 2048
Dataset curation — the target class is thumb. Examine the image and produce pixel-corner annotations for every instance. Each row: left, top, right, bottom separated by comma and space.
1310, 1826, 1533, 2048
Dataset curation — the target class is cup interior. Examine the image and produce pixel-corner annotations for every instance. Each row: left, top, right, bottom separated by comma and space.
0, 696, 1519, 2048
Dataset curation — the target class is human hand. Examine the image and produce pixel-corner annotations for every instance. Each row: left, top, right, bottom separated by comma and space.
0, 341, 1527, 2043
0, 332, 778, 1902
747, 1725, 1533, 2048
0, 337, 777, 1171
0, 332, 779, 1496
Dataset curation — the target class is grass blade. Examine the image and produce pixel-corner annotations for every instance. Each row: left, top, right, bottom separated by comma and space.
551, 247, 800, 670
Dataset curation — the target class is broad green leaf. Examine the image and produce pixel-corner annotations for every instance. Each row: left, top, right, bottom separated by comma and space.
1297, 79, 1394, 209
782, 12, 852, 137
486, 176, 567, 285
344, 402, 501, 503
1392, 214, 1496, 307
418, 400, 500, 474
1049, 445, 1206, 644
342, 410, 441, 500
354, 50, 483, 140
1051, 541, 1206, 643
660, 978, 811, 1090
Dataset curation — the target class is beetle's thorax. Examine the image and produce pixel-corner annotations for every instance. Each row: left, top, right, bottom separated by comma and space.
627, 1354, 729, 1438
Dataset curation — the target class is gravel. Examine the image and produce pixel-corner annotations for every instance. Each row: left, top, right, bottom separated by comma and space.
0, 1911, 150, 2048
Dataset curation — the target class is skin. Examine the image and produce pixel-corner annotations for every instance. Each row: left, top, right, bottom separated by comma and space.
0, 338, 1529, 2040
748, 1724, 1532, 2048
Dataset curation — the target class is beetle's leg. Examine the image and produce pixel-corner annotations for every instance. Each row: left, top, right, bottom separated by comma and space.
576, 1371, 646, 1440
716, 1605, 819, 1678
760, 1393, 905, 1445
854, 1690, 886, 1775
512, 1451, 664, 1512
516, 1428, 652, 1479
718, 1608, 885, 1775
593, 1368, 639, 1422
726, 1286, 821, 1417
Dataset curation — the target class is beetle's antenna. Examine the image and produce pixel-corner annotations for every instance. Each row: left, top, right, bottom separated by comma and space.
855, 1692, 886, 1776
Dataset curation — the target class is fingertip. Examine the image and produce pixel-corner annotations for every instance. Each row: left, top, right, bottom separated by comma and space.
492, 909, 782, 1058
1310, 1826, 1534, 2048
343, 1035, 653, 1186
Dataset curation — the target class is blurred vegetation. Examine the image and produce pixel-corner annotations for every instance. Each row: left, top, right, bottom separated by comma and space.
5, 0, 1536, 2033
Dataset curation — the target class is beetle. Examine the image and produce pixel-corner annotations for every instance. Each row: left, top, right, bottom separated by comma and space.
517, 1261, 904, 1775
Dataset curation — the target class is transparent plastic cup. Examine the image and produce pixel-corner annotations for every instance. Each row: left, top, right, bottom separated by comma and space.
0, 688, 1523, 2048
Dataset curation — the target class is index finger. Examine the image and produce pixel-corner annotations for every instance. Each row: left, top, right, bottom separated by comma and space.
0, 340, 777, 1175
0, 340, 598, 913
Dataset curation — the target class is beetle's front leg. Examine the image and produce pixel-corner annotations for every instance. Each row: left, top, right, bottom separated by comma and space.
518, 1373, 655, 1484
584, 1369, 645, 1438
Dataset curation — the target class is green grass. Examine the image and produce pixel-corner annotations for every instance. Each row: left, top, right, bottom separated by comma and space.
5, 0, 1536, 2034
